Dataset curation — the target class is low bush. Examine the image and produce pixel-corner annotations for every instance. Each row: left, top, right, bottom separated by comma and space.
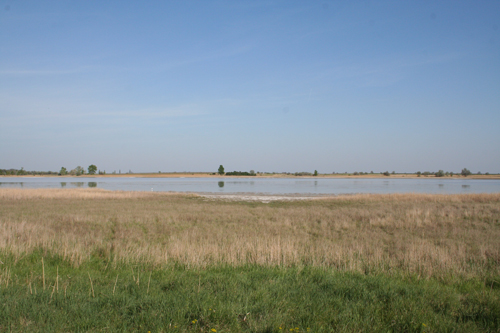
225, 171, 256, 176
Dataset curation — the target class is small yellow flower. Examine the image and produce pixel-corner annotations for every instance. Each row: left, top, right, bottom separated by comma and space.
279, 328, 282, 330
423, 323, 427, 327
211, 329, 217, 332
192, 320, 196, 324
209, 308, 212, 310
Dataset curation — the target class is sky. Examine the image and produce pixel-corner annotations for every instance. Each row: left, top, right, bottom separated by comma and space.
1, 1, 499, 174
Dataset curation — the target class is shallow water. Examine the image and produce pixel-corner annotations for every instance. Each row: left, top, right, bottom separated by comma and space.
1, 177, 499, 195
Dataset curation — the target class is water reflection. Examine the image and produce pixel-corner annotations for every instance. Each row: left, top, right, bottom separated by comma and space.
0, 177, 498, 195
0, 182, 24, 187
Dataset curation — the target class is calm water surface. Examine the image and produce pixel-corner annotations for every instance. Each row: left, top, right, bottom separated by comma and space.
1, 177, 499, 195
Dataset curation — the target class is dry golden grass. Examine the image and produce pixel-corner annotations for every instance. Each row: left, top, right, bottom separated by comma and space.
1, 188, 499, 279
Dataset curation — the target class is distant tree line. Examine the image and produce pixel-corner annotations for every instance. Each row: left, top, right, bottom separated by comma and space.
413, 168, 481, 177
0, 165, 101, 176
0, 168, 57, 176
58, 165, 99, 176
225, 171, 256, 176
294, 172, 312, 176
352, 171, 375, 175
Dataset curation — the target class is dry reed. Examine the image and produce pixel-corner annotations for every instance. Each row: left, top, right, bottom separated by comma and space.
0, 188, 499, 279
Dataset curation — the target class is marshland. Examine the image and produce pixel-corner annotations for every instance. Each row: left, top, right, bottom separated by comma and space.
4, 0, 500, 331
1, 188, 499, 331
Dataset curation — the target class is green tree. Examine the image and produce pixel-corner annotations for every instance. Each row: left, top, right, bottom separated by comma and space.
59, 167, 67, 176
461, 168, 471, 177
88, 165, 97, 175
74, 166, 85, 176
218, 165, 225, 175
314, 170, 318, 176
435, 170, 445, 177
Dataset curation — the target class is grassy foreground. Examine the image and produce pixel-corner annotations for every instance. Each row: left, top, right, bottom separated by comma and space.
1, 189, 499, 332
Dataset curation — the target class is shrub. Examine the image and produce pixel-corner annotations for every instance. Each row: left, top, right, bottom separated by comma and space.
435, 170, 445, 177
225, 171, 256, 176
295, 172, 312, 176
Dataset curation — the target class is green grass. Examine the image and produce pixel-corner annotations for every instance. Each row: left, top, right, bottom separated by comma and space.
1, 252, 499, 332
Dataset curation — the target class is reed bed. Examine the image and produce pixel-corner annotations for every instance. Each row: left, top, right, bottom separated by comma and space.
1, 189, 499, 279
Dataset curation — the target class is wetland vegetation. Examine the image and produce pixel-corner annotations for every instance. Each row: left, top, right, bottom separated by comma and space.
0, 189, 499, 331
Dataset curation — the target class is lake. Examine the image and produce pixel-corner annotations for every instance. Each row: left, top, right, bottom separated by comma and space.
1, 177, 499, 195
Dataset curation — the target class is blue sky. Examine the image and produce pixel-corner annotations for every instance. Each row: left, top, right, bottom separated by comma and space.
1, 1, 499, 173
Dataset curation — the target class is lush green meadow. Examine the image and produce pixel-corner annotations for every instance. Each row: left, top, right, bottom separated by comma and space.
1, 189, 499, 332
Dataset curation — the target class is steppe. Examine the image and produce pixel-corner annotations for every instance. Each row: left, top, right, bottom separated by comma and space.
0, 188, 499, 331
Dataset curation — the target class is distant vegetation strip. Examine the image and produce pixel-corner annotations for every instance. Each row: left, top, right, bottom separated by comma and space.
1, 166, 496, 177
224, 171, 256, 176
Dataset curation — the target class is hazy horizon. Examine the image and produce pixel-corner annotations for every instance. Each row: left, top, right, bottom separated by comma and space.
1, 1, 499, 173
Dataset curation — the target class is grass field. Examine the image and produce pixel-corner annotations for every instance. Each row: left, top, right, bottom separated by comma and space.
1, 189, 499, 331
